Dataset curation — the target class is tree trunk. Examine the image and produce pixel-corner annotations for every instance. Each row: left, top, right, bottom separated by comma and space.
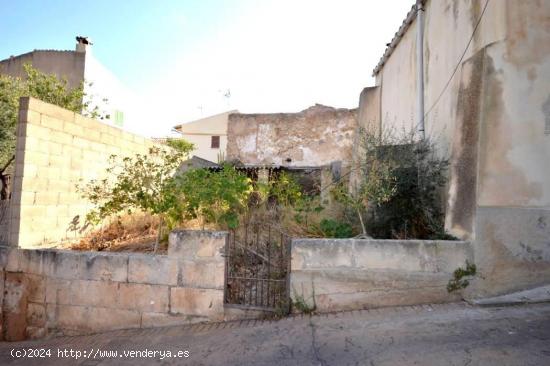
0, 155, 15, 200
356, 207, 368, 238
154, 216, 163, 253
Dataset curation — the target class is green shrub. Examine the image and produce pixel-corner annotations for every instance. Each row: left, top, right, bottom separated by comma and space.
79, 145, 193, 251
333, 126, 451, 239
319, 219, 353, 238
176, 164, 253, 229
366, 138, 450, 239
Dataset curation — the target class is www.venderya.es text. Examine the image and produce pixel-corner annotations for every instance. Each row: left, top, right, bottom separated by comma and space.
11, 348, 190, 360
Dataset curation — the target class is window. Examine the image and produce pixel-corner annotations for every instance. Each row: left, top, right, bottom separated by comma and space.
114, 110, 124, 127
211, 136, 220, 148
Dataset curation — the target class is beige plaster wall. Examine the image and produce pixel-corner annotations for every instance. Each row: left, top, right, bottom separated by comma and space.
0, 50, 86, 90
361, 0, 550, 296
290, 238, 471, 312
8, 97, 158, 248
374, 0, 506, 142
227, 104, 357, 167
0, 230, 228, 341
357, 86, 380, 133
465, 1, 550, 297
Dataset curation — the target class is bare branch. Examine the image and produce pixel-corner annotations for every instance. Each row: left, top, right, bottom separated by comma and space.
0, 155, 15, 175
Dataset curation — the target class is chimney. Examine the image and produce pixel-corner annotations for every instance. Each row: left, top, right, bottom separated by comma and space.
75, 36, 92, 53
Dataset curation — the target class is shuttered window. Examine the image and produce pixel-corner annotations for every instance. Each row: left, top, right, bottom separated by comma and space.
211, 136, 220, 148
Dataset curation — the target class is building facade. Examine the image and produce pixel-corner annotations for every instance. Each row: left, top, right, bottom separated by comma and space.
358, 0, 550, 297
226, 104, 357, 168
0, 37, 132, 128
174, 110, 237, 163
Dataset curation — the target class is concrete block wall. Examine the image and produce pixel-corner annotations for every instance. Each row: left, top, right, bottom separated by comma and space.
0, 230, 228, 341
290, 239, 472, 312
8, 97, 159, 248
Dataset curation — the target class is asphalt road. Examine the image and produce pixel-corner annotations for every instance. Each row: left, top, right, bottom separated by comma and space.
1, 302, 549, 366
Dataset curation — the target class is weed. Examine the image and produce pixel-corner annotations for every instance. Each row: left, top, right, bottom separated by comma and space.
292, 284, 317, 314
447, 261, 477, 292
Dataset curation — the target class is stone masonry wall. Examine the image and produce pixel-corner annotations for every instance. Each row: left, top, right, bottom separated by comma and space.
0, 230, 228, 341
291, 238, 472, 312
8, 97, 159, 248
226, 104, 357, 167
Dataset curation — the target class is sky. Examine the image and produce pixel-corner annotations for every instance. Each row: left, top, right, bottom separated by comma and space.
0, 0, 413, 137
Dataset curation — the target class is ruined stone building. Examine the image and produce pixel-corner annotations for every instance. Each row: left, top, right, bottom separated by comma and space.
357, 0, 550, 297
226, 104, 357, 193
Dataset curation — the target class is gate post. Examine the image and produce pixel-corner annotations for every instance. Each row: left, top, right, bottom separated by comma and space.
168, 230, 228, 321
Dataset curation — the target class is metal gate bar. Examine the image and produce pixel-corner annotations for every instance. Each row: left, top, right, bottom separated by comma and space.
224, 221, 291, 312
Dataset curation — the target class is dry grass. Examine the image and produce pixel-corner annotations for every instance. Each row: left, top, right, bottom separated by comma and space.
68, 214, 165, 254
242, 205, 326, 238
63, 200, 334, 254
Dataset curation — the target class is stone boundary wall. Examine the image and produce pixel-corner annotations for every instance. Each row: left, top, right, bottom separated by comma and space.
8, 97, 160, 248
0, 230, 231, 341
290, 239, 472, 312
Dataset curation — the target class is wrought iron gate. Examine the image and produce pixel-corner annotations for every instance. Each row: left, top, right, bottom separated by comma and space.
224, 221, 291, 313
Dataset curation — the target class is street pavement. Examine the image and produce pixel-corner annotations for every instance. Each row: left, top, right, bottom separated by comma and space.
1, 302, 549, 365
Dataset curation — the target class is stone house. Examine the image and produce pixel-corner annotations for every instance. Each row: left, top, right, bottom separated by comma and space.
227, 104, 356, 168
226, 104, 357, 195
357, 0, 550, 297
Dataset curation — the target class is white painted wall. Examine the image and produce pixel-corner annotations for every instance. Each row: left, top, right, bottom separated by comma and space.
181, 134, 227, 163
82, 48, 139, 129
175, 110, 236, 163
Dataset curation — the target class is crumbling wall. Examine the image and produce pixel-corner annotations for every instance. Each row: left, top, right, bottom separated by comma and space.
227, 104, 357, 167
8, 97, 159, 248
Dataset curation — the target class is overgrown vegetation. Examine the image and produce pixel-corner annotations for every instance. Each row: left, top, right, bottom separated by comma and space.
78, 142, 194, 251
333, 127, 452, 240
447, 261, 477, 293
70, 213, 159, 253
175, 164, 253, 229
319, 219, 353, 238
78, 124, 454, 252
0, 63, 107, 199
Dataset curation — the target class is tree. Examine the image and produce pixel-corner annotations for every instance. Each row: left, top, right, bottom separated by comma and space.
79, 144, 194, 251
165, 138, 195, 154
332, 127, 450, 239
176, 164, 253, 229
331, 128, 399, 238
0, 63, 105, 198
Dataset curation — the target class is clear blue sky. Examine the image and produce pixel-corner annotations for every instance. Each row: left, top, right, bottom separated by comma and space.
1, 0, 412, 136
0, 0, 254, 88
